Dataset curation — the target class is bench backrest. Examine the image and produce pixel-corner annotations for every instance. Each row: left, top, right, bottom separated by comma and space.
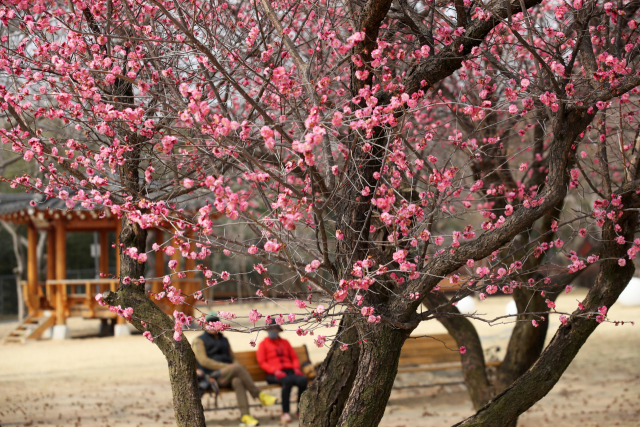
234, 345, 310, 382
399, 333, 460, 366
234, 334, 458, 382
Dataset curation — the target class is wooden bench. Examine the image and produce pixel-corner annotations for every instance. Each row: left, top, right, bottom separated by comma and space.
400, 333, 466, 373
396, 333, 501, 389
204, 335, 500, 409
202, 345, 310, 410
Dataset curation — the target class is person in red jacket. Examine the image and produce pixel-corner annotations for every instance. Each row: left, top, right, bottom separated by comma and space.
257, 320, 308, 424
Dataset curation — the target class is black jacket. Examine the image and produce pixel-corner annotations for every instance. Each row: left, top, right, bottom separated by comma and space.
196, 332, 232, 374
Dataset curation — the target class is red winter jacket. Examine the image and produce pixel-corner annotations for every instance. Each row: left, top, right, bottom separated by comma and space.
257, 337, 300, 374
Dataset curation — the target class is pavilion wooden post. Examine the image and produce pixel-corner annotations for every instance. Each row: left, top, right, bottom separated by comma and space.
27, 223, 39, 316
95, 230, 110, 301
53, 219, 67, 326
46, 226, 56, 306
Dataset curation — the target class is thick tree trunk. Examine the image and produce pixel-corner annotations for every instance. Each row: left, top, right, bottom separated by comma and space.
300, 319, 407, 427
104, 216, 206, 427
299, 316, 361, 427
335, 323, 406, 427
2, 221, 26, 320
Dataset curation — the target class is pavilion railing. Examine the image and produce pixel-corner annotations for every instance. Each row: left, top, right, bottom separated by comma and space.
21, 278, 205, 319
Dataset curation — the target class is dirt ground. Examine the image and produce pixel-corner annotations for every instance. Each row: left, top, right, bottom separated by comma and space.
0, 289, 638, 427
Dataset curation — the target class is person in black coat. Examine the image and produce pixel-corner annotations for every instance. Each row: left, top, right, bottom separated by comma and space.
192, 313, 276, 426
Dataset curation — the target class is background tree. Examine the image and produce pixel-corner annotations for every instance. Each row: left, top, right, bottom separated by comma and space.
0, 0, 639, 427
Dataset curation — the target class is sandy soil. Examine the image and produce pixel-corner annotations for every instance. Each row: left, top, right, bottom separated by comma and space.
0, 289, 638, 427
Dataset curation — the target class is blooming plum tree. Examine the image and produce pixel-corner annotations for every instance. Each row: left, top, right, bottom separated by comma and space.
1, 0, 640, 426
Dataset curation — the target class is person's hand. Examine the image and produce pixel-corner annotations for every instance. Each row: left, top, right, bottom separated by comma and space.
294, 368, 304, 376
196, 369, 203, 377
274, 370, 287, 379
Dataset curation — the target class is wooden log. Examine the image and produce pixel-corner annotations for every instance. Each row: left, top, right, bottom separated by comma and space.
86, 281, 94, 317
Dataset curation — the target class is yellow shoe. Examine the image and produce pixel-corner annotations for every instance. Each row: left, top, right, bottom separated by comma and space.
259, 391, 277, 407
240, 414, 259, 426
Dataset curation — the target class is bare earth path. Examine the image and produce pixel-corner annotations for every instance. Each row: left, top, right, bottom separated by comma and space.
0, 290, 638, 427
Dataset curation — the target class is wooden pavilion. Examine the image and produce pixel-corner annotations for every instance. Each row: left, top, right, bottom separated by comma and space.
0, 193, 203, 343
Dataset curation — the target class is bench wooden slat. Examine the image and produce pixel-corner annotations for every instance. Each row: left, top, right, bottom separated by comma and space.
400, 341, 458, 351
398, 355, 459, 366
397, 334, 460, 367
397, 363, 462, 373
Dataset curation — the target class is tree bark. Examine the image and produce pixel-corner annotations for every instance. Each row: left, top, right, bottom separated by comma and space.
335, 324, 406, 427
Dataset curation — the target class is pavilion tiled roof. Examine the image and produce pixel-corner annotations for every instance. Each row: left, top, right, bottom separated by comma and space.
0, 190, 215, 223
0, 192, 66, 216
